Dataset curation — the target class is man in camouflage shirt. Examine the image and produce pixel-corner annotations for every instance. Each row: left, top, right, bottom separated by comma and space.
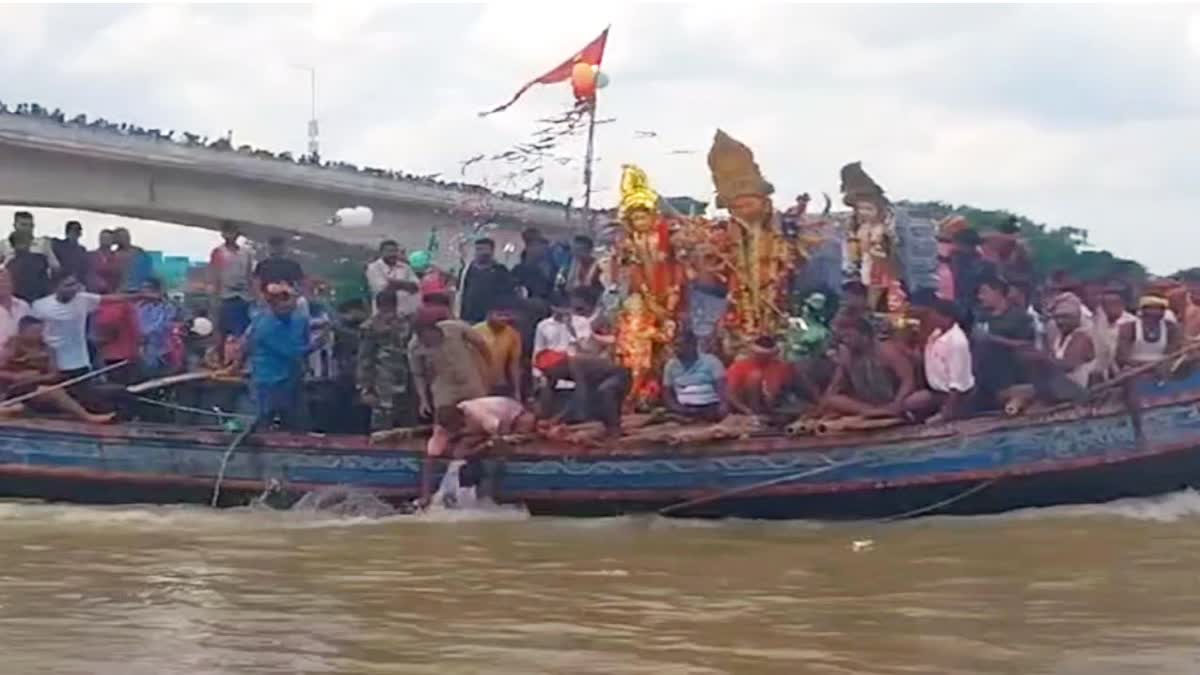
357, 291, 414, 431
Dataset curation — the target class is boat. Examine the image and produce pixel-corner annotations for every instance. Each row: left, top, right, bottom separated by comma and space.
1, 370, 1199, 520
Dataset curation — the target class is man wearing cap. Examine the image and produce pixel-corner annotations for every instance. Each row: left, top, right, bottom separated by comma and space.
1026, 292, 1096, 401
1117, 296, 1182, 372
408, 306, 492, 428
239, 283, 313, 431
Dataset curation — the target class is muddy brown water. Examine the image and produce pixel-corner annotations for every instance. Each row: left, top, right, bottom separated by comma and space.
1, 493, 1199, 674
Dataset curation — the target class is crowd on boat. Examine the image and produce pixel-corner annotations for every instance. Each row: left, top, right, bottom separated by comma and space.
0, 101, 568, 210
0, 130, 1195, 466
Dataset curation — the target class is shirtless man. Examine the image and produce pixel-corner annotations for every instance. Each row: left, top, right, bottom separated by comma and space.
819, 317, 915, 418
0, 316, 114, 423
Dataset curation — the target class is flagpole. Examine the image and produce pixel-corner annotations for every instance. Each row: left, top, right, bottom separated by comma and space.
582, 98, 598, 235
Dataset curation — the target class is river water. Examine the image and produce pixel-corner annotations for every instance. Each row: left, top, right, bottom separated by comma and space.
2, 493, 1200, 675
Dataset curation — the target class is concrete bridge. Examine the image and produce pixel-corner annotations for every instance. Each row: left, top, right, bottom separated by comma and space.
0, 113, 583, 258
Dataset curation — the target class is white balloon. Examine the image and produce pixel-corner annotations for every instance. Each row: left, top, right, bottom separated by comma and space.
333, 206, 374, 228
596, 71, 610, 89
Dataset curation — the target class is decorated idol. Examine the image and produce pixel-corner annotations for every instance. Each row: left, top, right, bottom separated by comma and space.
699, 130, 810, 353
613, 164, 684, 407
840, 162, 904, 313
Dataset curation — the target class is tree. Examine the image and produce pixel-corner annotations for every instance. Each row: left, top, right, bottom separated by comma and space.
899, 200, 1146, 285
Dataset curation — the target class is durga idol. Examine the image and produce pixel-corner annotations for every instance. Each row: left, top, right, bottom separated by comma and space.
841, 161, 904, 313
702, 130, 809, 353
613, 164, 684, 407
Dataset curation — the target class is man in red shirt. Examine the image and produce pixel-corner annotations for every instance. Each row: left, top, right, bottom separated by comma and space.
88, 229, 120, 293
726, 336, 794, 415
92, 277, 142, 384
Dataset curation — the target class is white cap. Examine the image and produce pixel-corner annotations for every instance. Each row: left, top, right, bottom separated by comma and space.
190, 317, 214, 337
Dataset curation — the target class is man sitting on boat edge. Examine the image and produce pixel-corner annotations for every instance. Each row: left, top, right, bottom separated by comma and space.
817, 316, 915, 420
0, 316, 114, 424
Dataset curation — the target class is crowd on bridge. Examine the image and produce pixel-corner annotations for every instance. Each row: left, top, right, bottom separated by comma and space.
0, 101, 570, 212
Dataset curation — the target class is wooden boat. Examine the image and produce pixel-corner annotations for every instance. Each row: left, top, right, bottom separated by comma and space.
2, 370, 1200, 520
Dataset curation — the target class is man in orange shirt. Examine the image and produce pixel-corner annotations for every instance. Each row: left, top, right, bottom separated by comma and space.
726, 336, 794, 415
474, 299, 523, 401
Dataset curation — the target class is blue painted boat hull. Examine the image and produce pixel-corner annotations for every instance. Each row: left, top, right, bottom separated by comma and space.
0, 372, 1198, 520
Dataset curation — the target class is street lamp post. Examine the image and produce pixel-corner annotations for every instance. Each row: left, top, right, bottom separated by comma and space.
293, 65, 319, 161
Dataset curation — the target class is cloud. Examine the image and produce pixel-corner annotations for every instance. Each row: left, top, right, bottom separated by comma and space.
1191, 12, 1200, 58
0, 4, 1196, 272
0, 5, 51, 67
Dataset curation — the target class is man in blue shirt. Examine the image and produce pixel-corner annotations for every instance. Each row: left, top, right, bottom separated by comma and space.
240, 283, 312, 431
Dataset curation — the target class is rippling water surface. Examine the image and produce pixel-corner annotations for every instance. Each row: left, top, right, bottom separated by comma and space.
4, 491, 1200, 674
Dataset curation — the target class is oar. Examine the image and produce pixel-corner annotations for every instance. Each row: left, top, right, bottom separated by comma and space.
657, 455, 867, 516
0, 360, 130, 409
1088, 340, 1200, 397
125, 371, 214, 394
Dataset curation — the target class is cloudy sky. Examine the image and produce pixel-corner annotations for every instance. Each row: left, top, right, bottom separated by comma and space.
1, 3, 1199, 272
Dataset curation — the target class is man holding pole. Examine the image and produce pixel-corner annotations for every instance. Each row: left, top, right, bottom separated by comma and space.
0, 316, 114, 424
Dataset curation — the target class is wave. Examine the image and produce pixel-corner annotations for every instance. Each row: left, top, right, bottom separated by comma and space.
2, 489, 1200, 533
1003, 489, 1200, 523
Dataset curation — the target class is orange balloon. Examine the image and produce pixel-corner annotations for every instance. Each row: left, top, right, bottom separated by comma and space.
571, 61, 597, 101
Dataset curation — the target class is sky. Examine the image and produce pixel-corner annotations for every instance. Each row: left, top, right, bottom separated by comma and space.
0, 3, 1198, 272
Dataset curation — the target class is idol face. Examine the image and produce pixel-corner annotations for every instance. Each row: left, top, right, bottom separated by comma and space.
730, 194, 769, 225
628, 208, 655, 233
854, 200, 881, 225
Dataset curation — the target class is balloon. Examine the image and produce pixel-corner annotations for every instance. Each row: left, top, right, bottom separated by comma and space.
408, 249, 431, 272
333, 205, 374, 228
571, 61, 597, 101
595, 71, 610, 89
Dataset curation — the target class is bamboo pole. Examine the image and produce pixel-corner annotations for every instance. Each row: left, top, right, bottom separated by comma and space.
0, 360, 130, 409
582, 99, 598, 236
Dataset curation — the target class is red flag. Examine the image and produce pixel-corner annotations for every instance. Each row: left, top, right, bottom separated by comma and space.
480, 27, 609, 116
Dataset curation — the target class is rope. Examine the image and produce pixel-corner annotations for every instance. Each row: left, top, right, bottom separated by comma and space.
655, 428, 973, 517
877, 478, 998, 522
210, 418, 257, 507
658, 454, 865, 516
131, 395, 253, 421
